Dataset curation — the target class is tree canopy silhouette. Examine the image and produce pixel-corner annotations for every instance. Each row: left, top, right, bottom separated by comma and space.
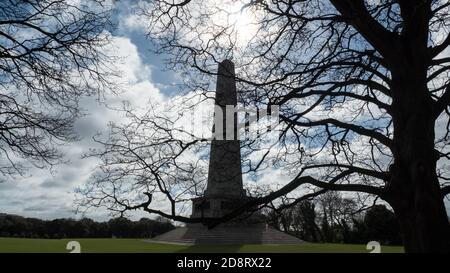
80, 0, 450, 252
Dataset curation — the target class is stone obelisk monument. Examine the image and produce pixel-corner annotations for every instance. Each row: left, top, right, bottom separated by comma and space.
191, 59, 247, 219
151, 60, 304, 244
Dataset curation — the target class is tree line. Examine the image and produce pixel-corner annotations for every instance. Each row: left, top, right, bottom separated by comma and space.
0, 214, 175, 239
265, 192, 404, 246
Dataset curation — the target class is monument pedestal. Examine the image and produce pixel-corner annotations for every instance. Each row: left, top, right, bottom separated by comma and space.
190, 195, 265, 226
150, 223, 304, 245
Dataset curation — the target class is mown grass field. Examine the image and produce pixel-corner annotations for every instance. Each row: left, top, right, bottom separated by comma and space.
0, 238, 404, 253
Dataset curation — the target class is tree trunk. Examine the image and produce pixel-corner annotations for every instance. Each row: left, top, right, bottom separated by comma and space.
386, 73, 450, 252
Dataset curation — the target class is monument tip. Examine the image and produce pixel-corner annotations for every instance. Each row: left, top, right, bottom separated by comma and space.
220, 59, 233, 64
218, 59, 235, 76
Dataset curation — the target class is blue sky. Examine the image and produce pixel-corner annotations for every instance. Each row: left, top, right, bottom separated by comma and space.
111, 1, 180, 95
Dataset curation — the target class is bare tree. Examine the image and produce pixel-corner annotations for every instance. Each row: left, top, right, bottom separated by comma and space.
80, 0, 450, 252
0, 0, 114, 177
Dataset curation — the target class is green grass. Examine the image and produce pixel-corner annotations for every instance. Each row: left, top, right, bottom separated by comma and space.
0, 238, 404, 253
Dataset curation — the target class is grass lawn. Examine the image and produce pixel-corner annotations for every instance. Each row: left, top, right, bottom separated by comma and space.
0, 238, 404, 253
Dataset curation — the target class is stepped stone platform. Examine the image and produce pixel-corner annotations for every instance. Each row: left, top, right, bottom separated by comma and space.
148, 224, 305, 245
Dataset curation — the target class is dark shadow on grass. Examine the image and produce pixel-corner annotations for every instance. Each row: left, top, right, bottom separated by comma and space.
176, 244, 243, 253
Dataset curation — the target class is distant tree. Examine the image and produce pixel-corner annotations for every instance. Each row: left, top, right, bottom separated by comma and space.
320, 217, 334, 243
45, 219, 62, 239
0, 0, 114, 177
133, 218, 152, 238
91, 221, 110, 238
263, 208, 282, 230
77, 218, 95, 237
266, 200, 321, 242
108, 217, 133, 238
152, 217, 176, 237
348, 217, 367, 244
264, 195, 403, 245
0, 213, 175, 239
25, 218, 45, 238
316, 191, 360, 242
294, 201, 321, 242
364, 205, 402, 245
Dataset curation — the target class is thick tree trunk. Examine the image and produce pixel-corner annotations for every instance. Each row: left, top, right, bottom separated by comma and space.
386, 74, 450, 252
393, 199, 450, 253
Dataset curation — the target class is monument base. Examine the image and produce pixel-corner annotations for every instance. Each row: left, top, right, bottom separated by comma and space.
149, 223, 305, 245
149, 195, 304, 245
190, 195, 260, 220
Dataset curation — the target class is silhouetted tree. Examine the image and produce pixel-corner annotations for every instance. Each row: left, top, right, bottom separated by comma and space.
320, 217, 334, 243
264, 200, 402, 245
108, 217, 133, 238
264, 209, 283, 231
293, 201, 321, 242
81, 0, 450, 252
364, 205, 402, 245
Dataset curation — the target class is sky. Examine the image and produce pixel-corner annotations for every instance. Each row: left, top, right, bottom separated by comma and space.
0, 0, 449, 222
0, 1, 177, 221
0, 0, 285, 222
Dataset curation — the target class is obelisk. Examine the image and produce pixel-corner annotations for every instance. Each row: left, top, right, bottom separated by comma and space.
205, 59, 245, 199
191, 59, 246, 219
151, 60, 305, 244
